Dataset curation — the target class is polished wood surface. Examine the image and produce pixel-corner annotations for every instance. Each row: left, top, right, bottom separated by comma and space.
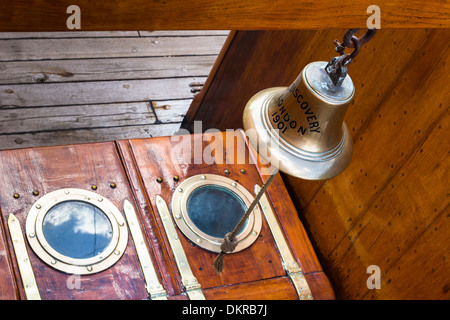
0, 132, 334, 299
117, 131, 335, 299
0, 213, 18, 299
0, 1, 448, 31
0, 142, 152, 299
187, 29, 449, 299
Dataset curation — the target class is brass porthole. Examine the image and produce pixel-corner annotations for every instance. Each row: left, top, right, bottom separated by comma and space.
25, 188, 128, 275
171, 174, 262, 253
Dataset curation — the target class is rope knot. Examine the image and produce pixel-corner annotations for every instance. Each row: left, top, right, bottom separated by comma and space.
220, 232, 238, 253
213, 233, 238, 274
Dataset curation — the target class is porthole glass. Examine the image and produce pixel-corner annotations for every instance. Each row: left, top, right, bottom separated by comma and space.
42, 201, 113, 260
186, 185, 248, 238
171, 174, 262, 253
26, 189, 128, 275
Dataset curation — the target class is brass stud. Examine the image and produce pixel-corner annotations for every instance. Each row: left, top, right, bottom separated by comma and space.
91, 185, 98, 190
110, 183, 117, 189
173, 175, 180, 182
32, 190, 39, 196
240, 169, 246, 174
13, 193, 20, 199
224, 169, 230, 175
156, 177, 163, 183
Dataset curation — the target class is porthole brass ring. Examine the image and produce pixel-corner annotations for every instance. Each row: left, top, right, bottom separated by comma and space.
171, 174, 262, 253
25, 188, 128, 275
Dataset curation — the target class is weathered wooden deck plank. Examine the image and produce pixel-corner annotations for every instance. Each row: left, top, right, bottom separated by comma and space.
0, 77, 206, 107
0, 102, 155, 133
152, 99, 192, 123
0, 31, 140, 39
0, 36, 227, 61
0, 123, 182, 155
0, 31, 226, 150
0, 55, 217, 84
0, 31, 229, 39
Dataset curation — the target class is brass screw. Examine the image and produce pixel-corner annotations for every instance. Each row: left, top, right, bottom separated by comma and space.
110, 183, 117, 189
91, 185, 98, 190
224, 169, 230, 175
156, 177, 163, 183
32, 190, 39, 196
173, 175, 180, 182
13, 193, 20, 199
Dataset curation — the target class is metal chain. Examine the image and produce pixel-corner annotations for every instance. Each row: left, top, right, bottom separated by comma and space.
325, 28, 377, 86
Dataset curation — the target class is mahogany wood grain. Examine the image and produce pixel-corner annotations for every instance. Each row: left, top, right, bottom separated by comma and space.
0, 142, 153, 300
186, 29, 450, 299
0, 1, 448, 31
120, 131, 334, 299
0, 213, 18, 299
116, 139, 180, 297
123, 135, 287, 293
203, 277, 298, 300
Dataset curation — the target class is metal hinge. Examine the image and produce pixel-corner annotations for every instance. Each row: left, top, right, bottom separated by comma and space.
255, 185, 313, 300
155, 195, 206, 300
8, 214, 41, 300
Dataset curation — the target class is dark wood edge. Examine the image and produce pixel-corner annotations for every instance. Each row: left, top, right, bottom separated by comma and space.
115, 139, 182, 296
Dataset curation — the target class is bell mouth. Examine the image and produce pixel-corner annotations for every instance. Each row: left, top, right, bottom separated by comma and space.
243, 87, 353, 180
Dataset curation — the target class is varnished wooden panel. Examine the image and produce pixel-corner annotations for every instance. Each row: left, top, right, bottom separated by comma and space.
186, 29, 450, 299
0, 142, 153, 300
0, 214, 18, 299
203, 277, 298, 300
117, 131, 334, 299
0, 1, 448, 31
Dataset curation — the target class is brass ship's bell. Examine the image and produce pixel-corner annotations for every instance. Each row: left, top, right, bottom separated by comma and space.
215, 30, 377, 274
243, 29, 375, 180
243, 61, 354, 180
